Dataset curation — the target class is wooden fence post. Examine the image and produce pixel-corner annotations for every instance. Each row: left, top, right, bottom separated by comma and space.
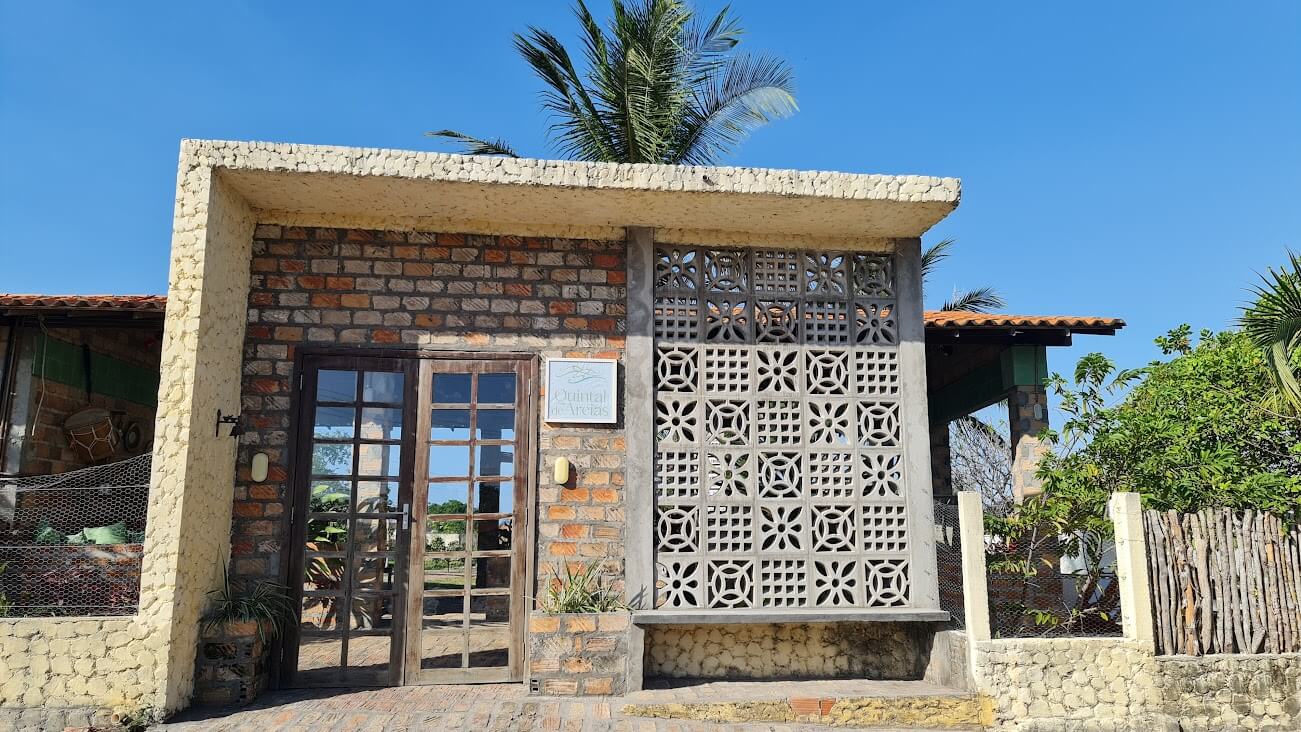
1110, 492, 1155, 652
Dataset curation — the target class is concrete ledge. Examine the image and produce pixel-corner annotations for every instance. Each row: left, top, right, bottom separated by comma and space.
633, 609, 950, 625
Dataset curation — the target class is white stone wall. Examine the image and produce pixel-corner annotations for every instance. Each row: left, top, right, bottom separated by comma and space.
973, 638, 1301, 731
0, 146, 256, 722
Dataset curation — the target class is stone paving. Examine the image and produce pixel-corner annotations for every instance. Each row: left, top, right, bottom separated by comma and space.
156, 683, 952, 731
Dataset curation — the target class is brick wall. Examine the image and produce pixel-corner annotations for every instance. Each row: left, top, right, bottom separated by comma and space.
527, 612, 632, 695
233, 225, 628, 599
13, 328, 160, 476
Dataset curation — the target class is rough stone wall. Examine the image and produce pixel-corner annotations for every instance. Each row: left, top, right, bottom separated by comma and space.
232, 225, 627, 591
645, 623, 930, 680
973, 638, 1301, 731
1007, 385, 1048, 502
0, 157, 256, 722
527, 612, 632, 695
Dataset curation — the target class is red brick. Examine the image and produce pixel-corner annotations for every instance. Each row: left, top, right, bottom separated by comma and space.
250, 292, 275, 306
274, 326, 303, 341
265, 276, 292, 289
251, 257, 278, 272
607, 270, 627, 285
325, 276, 355, 290
296, 275, 325, 290
591, 488, 619, 503
246, 326, 271, 340
311, 293, 341, 308
548, 506, 577, 520
250, 378, 282, 394
590, 319, 617, 333
529, 615, 561, 633
414, 314, 444, 328
422, 246, 450, 260
403, 262, 434, 276
483, 249, 508, 263
340, 294, 370, 308
560, 487, 589, 502
593, 254, 621, 269
562, 317, 588, 330
549, 301, 576, 315
392, 245, 420, 259
437, 233, 465, 245
248, 484, 279, 500
279, 259, 307, 273
560, 524, 588, 539
504, 283, 532, 297
550, 541, 577, 556
372, 329, 400, 344
233, 502, 263, 518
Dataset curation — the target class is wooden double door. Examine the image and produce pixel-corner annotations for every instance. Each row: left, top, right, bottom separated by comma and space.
284, 352, 536, 686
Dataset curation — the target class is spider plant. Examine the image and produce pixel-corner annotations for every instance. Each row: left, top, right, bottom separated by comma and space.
203, 564, 295, 643
539, 561, 628, 613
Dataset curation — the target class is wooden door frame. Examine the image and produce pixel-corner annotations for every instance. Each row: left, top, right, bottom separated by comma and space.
279, 347, 538, 688
281, 353, 417, 688
404, 354, 538, 685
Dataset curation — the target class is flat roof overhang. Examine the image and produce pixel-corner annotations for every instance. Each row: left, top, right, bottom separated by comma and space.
190, 140, 961, 242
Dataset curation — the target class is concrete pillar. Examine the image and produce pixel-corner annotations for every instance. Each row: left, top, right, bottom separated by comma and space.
1109, 492, 1155, 651
956, 491, 991, 643
1007, 384, 1049, 502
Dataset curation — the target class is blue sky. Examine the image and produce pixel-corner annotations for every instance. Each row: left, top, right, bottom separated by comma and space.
1, 1, 1298, 381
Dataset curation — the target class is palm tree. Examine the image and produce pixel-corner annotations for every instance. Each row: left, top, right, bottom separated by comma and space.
921, 238, 1007, 313
1239, 250, 1301, 411
428, 0, 796, 165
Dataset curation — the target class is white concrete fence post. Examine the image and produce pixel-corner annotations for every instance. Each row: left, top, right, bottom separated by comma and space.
957, 491, 991, 643
1109, 491, 1155, 651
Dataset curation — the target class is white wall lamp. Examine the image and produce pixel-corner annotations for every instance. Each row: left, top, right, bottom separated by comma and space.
553, 457, 571, 485
251, 452, 270, 482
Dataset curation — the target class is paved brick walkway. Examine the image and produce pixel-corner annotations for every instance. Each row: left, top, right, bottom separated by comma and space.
157, 683, 944, 731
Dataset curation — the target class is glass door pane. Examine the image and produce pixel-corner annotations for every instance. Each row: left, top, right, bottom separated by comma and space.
290, 358, 413, 687
411, 361, 528, 684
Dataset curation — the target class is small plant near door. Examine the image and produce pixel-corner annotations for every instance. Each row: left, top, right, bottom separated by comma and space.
202, 564, 295, 643
539, 562, 628, 613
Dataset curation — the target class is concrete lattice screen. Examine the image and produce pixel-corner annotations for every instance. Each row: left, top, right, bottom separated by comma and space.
651, 246, 912, 610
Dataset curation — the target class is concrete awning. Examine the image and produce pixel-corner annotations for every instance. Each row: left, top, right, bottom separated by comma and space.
193, 140, 961, 242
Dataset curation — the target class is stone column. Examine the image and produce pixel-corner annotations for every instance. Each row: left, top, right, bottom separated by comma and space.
1007, 384, 1049, 502
1109, 492, 1155, 652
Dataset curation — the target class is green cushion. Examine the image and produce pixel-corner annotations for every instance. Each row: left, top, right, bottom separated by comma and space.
33, 520, 67, 545
82, 522, 129, 545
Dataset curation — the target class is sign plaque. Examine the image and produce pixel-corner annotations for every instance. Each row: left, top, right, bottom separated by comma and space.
544, 358, 618, 423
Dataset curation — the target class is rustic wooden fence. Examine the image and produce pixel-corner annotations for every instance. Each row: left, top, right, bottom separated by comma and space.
1144, 508, 1301, 656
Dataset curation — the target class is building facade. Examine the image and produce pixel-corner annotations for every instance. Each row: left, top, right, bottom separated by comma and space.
2, 140, 969, 719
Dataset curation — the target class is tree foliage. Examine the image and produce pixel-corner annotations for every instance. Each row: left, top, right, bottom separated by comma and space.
1239, 250, 1301, 412
1038, 327, 1301, 516
430, 0, 796, 165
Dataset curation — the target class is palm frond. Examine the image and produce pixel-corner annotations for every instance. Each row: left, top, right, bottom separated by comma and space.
672, 51, 796, 165
515, 24, 619, 161
425, 130, 520, 158
921, 238, 955, 287
1239, 250, 1301, 411
941, 286, 1007, 314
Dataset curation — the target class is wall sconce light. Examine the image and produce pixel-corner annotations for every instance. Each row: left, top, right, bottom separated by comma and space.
216, 409, 244, 438
251, 452, 270, 482
553, 457, 571, 485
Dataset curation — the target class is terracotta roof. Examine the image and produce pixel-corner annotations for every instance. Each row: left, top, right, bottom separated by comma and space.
924, 311, 1124, 332
0, 294, 167, 314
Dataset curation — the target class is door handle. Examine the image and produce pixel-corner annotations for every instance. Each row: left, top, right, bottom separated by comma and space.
402, 503, 411, 531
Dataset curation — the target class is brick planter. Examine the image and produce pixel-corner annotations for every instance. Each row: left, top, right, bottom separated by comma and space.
192, 619, 275, 707
527, 611, 632, 696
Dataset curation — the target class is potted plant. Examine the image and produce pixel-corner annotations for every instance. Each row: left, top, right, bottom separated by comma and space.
194, 565, 294, 706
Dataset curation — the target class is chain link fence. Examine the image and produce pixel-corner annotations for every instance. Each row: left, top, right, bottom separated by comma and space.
984, 501, 1122, 638
0, 454, 149, 617
933, 498, 965, 628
